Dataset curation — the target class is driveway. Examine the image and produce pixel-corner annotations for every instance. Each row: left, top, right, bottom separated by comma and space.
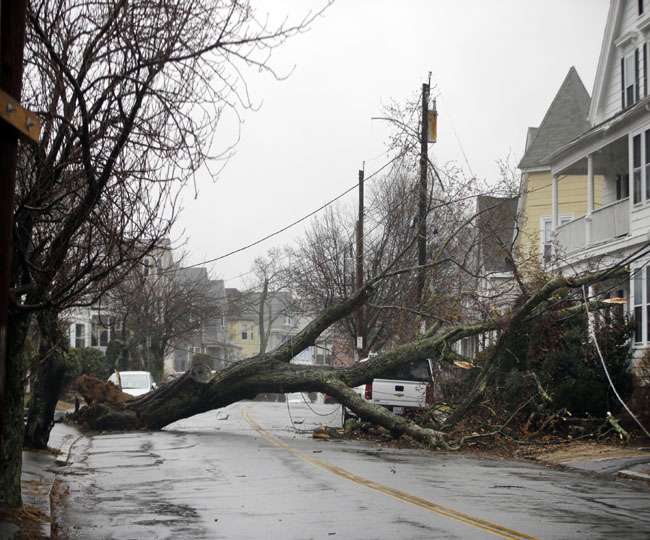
53, 400, 650, 539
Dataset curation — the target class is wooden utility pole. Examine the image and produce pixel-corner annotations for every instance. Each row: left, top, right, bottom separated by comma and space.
0, 0, 32, 415
417, 80, 430, 307
355, 167, 365, 358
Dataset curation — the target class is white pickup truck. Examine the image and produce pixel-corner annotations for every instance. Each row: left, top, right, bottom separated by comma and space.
346, 357, 433, 418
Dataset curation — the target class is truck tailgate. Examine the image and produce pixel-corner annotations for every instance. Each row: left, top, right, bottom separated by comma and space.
371, 378, 427, 408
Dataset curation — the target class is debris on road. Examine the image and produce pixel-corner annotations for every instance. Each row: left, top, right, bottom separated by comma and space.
313, 425, 344, 440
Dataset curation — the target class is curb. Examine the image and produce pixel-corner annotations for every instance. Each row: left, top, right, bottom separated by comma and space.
54, 430, 84, 467
617, 469, 650, 482
51, 428, 85, 538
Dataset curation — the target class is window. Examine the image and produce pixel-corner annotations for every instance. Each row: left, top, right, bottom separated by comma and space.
382, 359, 432, 383
541, 216, 573, 260
633, 268, 643, 343
616, 174, 630, 200
633, 133, 642, 203
100, 326, 109, 347
643, 43, 648, 97
645, 129, 650, 201
542, 219, 553, 260
284, 314, 293, 326
91, 322, 98, 347
622, 51, 640, 108
91, 316, 111, 347
142, 257, 155, 277
75, 323, 86, 349
241, 331, 248, 340
640, 0, 645, 16
646, 267, 650, 343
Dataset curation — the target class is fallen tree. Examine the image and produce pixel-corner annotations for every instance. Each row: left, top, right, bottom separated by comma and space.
69, 266, 630, 448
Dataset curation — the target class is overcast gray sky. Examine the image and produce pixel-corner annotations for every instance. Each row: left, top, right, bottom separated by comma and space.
175, 0, 609, 287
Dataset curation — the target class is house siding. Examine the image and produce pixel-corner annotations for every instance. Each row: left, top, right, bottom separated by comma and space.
631, 201, 650, 231
598, 0, 647, 123
518, 171, 603, 257
227, 320, 259, 358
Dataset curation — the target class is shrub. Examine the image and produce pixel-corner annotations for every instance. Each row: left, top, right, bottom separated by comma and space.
527, 305, 633, 417
63, 347, 112, 387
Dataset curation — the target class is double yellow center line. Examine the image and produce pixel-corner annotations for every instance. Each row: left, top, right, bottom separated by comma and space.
242, 407, 537, 540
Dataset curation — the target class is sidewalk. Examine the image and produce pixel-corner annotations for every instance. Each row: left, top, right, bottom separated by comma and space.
0, 420, 82, 539
532, 441, 650, 482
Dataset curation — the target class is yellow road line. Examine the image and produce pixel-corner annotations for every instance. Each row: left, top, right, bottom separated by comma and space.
242, 407, 537, 540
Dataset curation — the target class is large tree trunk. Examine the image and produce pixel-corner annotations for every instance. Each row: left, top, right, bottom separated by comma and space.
69, 270, 624, 446
0, 312, 31, 507
24, 309, 68, 449
72, 320, 492, 432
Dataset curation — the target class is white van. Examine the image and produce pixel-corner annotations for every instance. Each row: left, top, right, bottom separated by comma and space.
108, 371, 155, 397
347, 357, 433, 418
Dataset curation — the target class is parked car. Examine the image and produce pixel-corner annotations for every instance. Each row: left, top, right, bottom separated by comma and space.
345, 356, 433, 420
108, 371, 156, 397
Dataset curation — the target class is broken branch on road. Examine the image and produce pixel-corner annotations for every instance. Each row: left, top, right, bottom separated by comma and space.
68, 266, 632, 451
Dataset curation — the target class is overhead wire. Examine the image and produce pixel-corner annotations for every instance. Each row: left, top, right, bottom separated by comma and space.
171, 151, 407, 274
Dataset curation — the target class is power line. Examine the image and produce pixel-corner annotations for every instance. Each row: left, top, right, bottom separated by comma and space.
174, 153, 405, 273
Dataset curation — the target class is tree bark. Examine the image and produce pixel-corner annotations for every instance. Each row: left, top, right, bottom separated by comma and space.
0, 312, 30, 507
24, 309, 68, 449
71, 318, 491, 432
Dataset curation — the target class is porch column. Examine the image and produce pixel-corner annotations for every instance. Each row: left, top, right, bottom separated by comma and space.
551, 174, 559, 231
586, 154, 594, 245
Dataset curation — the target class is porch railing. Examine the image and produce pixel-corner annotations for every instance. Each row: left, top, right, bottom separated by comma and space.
556, 198, 629, 254
591, 197, 629, 244
556, 216, 585, 254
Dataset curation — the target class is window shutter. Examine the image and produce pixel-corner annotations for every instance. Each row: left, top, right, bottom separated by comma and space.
643, 43, 648, 97
622, 57, 626, 108
634, 49, 639, 103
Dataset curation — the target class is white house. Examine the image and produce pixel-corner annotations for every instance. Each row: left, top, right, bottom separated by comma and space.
549, 0, 650, 353
64, 239, 175, 352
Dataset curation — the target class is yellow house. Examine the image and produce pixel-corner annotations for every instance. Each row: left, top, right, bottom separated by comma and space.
226, 319, 259, 358
516, 67, 604, 262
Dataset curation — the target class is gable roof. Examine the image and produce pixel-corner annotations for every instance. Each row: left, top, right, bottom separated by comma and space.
476, 195, 518, 273
518, 67, 591, 170
589, 0, 622, 124
525, 127, 539, 151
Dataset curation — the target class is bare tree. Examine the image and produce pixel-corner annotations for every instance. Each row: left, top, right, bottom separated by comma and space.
3, 0, 329, 505
248, 248, 297, 355
107, 257, 224, 379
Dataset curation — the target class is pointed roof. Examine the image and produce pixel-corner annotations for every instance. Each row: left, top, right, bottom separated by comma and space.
518, 67, 591, 170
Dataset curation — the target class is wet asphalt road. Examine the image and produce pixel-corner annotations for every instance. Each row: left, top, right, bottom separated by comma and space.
55, 401, 650, 539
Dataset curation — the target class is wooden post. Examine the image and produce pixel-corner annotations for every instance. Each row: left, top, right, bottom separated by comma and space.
356, 168, 364, 357
417, 81, 430, 308
0, 0, 28, 423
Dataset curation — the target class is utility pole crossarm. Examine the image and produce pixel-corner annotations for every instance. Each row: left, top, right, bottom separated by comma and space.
0, 87, 41, 143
